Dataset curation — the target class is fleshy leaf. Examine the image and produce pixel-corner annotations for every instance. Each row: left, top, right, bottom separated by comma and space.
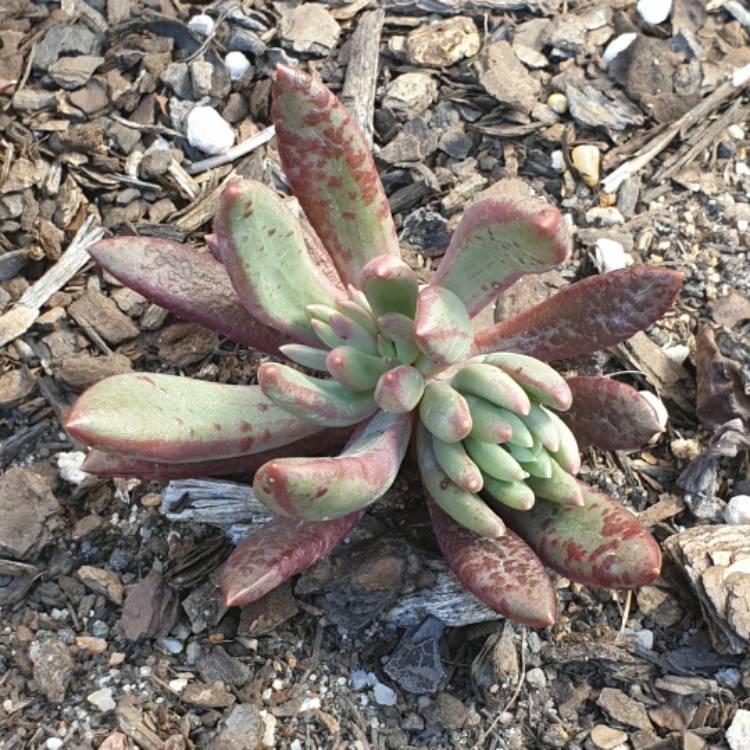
525, 457, 583, 506
336, 298, 378, 336
428, 499, 557, 628
220, 510, 364, 607
66, 374, 318, 462
432, 180, 571, 317
279, 343, 330, 372
413, 285, 473, 366
328, 312, 378, 355
561, 376, 666, 451
482, 477, 535, 510
520, 403, 560, 453
327, 346, 388, 392
452, 363, 531, 416
81, 428, 353, 480
253, 410, 411, 521
433, 437, 484, 493
474, 267, 684, 360
88, 237, 292, 355
497, 481, 662, 589
272, 65, 400, 286
417, 424, 505, 538
419, 382, 472, 443
464, 437, 527, 482
214, 179, 343, 345
374, 365, 425, 414
361, 256, 419, 318
544, 407, 582, 475
463, 395, 512, 444
258, 363, 377, 427
482, 353, 572, 410
377, 313, 419, 364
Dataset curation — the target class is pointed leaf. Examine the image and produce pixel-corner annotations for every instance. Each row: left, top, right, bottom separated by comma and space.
433, 437, 484, 493
561, 376, 666, 451
474, 267, 684, 360
413, 285, 473, 366
328, 312, 378, 355
453, 363, 531, 416
482, 477, 535, 510
327, 346, 388, 392
214, 179, 343, 345
543, 407, 581, 475
419, 382, 472, 443
258, 363, 377, 426
336, 298, 378, 336
377, 313, 419, 364
272, 65, 399, 286
66, 375, 318, 462
220, 510, 364, 607
463, 436, 527, 482
361, 256, 419, 318
418, 424, 505, 538
253, 410, 411, 521
279, 343, 330, 372
81, 428, 353, 480
482, 353, 572, 410
88, 237, 291, 355
497, 482, 662, 589
374, 365, 425, 414
520, 403, 560, 453
428, 499, 557, 628
433, 180, 571, 317
525, 457, 583, 506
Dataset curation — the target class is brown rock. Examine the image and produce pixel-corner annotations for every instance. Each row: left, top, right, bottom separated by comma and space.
71, 514, 105, 541
423, 692, 468, 730
590, 724, 627, 749
76, 636, 108, 655
406, 16, 480, 67
210, 704, 264, 750
477, 41, 540, 113
55, 353, 133, 390
119, 569, 180, 641
158, 323, 218, 367
32, 639, 75, 704
280, 3, 340, 54
69, 79, 110, 115
197, 646, 251, 687
48, 55, 104, 90
69, 289, 139, 345
0, 367, 35, 406
98, 732, 129, 750
597, 687, 653, 731
76, 565, 125, 605
182, 681, 236, 708
239, 583, 299, 637
636, 586, 682, 627
0, 468, 61, 560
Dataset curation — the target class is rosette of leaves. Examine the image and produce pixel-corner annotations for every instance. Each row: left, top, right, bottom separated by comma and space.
66, 67, 683, 627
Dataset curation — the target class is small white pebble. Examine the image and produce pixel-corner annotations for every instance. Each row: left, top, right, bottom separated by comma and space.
46, 740, 64, 750
188, 13, 214, 37
87, 687, 116, 712
169, 678, 188, 693
271, 678, 284, 691
728, 124, 745, 140
373, 682, 397, 706
724, 495, 750, 525
225, 51, 252, 81
187, 106, 235, 155
57, 451, 89, 485
261, 713, 276, 748
603, 33, 637, 63
637, 0, 672, 26
300, 696, 321, 712
738, 219, 748, 232
550, 150, 564, 171
526, 667, 547, 689
716, 668, 742, 688
594, 238, 632, 273
663, 344, 690, 365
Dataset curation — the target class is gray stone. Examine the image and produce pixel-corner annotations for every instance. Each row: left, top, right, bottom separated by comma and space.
190, 60, 214, 100
32, 640, 75, 704
597, 687, 653, 731
423, 692, 468, 730
12, 89, 57, 112
210, 704, 264, 750
226, 28, 266, 56
140, 148, 172, 178
438, 125, 473, 160
33, 26, 100, 72
478, 41, 540, 113
48, 55, 103, 90
197, 647, 251, 688
161, 62, 192, 100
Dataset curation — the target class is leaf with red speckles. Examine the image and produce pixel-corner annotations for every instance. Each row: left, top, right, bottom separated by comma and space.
66, 374, 319, 463
414, 285, 473, 366
495, 481, 662, 589
433, 180, 571, 317
258, 363, 377, 427
428, 499, 557, 628
473, 267, 684, 360
272, 65, 400, 286
213, 179, 344, 346
88, 237, 292, 355
253, 410, 411, 521
81, 428, 353, 480
561, 376, 665, 451
220, 510, 364, 607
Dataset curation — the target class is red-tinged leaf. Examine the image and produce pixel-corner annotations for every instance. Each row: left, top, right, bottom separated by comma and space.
561, 376, 665, 451
428, 499, 557, 628
258, 363, 377, 427
253, 410, 411, 521
214, 179, 344, 346
414, 285, 473, 366
473, 267, 684, 360
433, 180, 571, 317
496, 481, 662, 589
419, 382, 473, 443
361, 255, 418, 318
374, 365, 424, 414
220, 510, 364, 607
272, 65, 400, 286
88, 237, 291, 355
66, 374, 319, 463
81, 428, 353, 480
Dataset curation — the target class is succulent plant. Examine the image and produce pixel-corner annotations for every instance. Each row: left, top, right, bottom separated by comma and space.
65, 66, 683, 628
